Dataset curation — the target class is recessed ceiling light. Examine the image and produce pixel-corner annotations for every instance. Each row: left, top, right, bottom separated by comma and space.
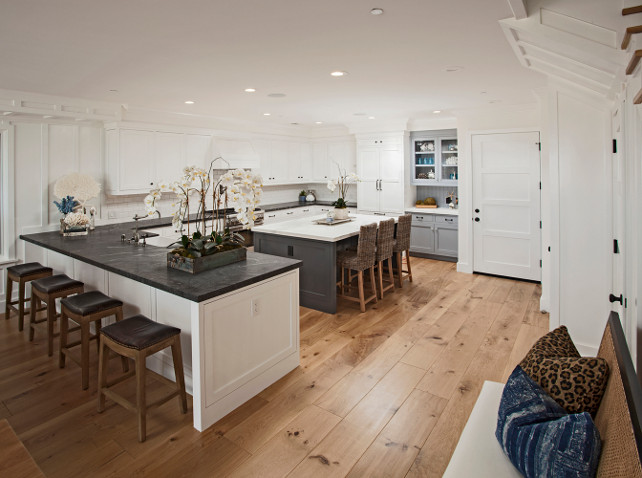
263, 113, 271, 116
370, 8, 384, 15
185, 100, 195, 104
244, 88, 256, 93
433, 110, 441, 114
268, 93, 286, 98
480, 91, 487, 95
368, 116, 376, 120
330, 71, 348, 77
42, 115, 53, 119
444, 66, 463, 73
109, 89, 119, 93
315, 121, 323, 125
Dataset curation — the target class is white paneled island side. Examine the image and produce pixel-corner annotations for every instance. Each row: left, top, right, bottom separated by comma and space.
21, 224, 302, 432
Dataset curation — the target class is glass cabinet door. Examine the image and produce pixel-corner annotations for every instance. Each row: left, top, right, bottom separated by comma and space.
414, 140, 436, 181
440, 138, 458, 183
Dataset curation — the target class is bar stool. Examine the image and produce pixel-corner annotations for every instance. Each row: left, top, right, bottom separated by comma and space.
5, 262, 52, 331
374, 218, 396, 299
29, 274, 84, 356
337, 223, 378, 313
393, 214, 413, 288
97, 315, 188, 442
59, 291, 127, 390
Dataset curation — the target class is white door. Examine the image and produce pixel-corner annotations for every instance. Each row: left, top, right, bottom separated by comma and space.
611, 106, 626, 319
472, 132, 541, 281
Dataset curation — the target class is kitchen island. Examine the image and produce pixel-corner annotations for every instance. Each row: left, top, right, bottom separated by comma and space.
21, 225, 302, 432
253, 213, 397, 314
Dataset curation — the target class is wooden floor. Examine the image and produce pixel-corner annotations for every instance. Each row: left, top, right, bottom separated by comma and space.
0, 258, 548, 477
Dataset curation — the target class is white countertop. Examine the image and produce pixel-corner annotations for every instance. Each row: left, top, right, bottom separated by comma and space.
405, 207, 459, 216
252, 214, 397, 242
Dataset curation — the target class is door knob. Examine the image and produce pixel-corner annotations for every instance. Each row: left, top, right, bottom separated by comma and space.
609, 293, 623, 305
474, 217, 480, 222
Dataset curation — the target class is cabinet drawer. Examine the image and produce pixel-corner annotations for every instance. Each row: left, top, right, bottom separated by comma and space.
436, 215, 458, 226
411, 213, 435, 225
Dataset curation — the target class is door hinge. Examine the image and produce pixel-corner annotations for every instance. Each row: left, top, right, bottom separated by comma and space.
539, 259, 542, 268
614, 239, 620, 254
539, 221, 542, 229
536, 142, 541, 151
613, 139, 617, 154
539, 181, 541, 190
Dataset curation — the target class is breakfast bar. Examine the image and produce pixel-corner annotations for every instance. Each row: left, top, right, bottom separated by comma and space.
20, 224, 302, 432
253, 213, 397, 313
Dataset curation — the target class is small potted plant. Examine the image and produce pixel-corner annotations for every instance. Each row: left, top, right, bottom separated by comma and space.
299, 190, 307, 202
327, 164, 358, 220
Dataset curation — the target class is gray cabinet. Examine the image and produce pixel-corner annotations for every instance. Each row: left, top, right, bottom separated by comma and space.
410, 213, 458, 260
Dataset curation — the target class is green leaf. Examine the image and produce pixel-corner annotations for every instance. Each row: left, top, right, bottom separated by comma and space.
181, 235, 189, 248
192, 231, 202, 240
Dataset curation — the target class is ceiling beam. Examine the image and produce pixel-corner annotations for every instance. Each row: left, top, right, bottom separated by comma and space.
507, 0, 528, 20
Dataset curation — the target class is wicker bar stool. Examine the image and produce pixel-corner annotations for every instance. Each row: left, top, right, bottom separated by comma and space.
393, 214, 413, 288
375, 218, 396, 299
97, 315, 188, 442
59, 291, 128, 390
29, 274, 84, 356
337, 223, 378, 313
5, 263, 53, 331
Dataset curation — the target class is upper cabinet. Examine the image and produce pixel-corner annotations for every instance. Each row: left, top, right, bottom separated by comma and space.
410, 129, 458, 186
311, 139, 356, 183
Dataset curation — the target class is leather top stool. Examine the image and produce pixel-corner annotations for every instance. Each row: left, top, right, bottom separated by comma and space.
59, 291, 127, 390
5, 262, 52, 331
98, 315, 188, 442
29, 274, 84, 356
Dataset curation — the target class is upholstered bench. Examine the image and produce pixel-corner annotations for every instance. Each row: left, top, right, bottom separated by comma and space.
444, 312, 642, 477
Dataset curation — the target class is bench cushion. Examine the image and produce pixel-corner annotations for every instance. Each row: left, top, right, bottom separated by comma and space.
496, 367, 601, 478
443, 381, 522, 478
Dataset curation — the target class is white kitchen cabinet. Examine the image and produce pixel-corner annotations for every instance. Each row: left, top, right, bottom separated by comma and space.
312, 143, 331, 181
155, 132, 187, 182
106, 128, 156, 194
311, 139, 356, 182
357, 135, 405, 214
185, 134, 213, 170
262, 141, 289, 185
288, 142, 312, 182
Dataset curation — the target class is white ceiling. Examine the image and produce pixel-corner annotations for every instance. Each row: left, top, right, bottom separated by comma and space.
0, 0, 549, 126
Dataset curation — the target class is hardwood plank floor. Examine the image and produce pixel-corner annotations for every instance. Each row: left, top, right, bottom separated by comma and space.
0, 258, 548, 477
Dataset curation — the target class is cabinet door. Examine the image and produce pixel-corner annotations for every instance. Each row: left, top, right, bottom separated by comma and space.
155, 132, 185, 182
380, 145, 402, 182
119, 129, 156, 192
357, 180, 380, 213
410, 225, 435, 254
185, 134, 212, 170
435, 226, 458, 257
379, 180, 404, 213
312, 143, 330, 181
329, 141, 355, 175
267, 141, 289, 184
358, 148, 380, 181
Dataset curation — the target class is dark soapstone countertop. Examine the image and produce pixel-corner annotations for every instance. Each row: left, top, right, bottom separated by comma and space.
20, 224, 301, 303
261, 200, 356, 212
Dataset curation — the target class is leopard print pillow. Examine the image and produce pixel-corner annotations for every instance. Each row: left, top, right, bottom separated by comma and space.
520, 326, 580, 373
524, 356, 609, 415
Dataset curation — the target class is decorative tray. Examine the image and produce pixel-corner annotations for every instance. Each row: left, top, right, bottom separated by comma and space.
414, 205, 438, 209
313, 217, 355, 226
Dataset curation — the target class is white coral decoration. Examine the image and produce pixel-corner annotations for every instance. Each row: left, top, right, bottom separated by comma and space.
63, 212, 90, 226
54, 173, 101, 205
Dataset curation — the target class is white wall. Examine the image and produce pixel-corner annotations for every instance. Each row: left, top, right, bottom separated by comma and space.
548, 83, 611, 354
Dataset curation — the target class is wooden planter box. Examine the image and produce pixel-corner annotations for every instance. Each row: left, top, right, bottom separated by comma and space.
167, 247, 247, 274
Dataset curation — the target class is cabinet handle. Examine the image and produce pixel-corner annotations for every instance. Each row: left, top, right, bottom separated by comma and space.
268, 214, 276, 218
286, 211, 294, 215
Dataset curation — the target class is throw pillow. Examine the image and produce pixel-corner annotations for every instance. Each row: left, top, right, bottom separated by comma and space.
528, 356, 609, 415
520, 326, 580, 373
496, 366, 602, 478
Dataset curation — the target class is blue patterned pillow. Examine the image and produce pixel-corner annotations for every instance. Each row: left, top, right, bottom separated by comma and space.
496, 366, 601, 478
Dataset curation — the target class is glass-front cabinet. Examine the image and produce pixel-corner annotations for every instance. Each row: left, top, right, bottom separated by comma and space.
411, 129, 458, 186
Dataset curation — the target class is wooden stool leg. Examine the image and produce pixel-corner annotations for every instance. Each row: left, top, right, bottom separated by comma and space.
4, 275, 12, 320
387, 257, 395, 291
17, 280, 26, 331
405, 250, 413, 282
59, 310, 68, 368
29, 294, 39, 341
357, 270, 365, 313
115, 309, 129, 373
377, 260, 384, 299
81, 321, 90, 390
97, 338, 109, 413
136, 352, 147, 442
46, 299, 56, 357
171, 339, 188, 414
369, 267, 378, 304
95, 320, 102, 354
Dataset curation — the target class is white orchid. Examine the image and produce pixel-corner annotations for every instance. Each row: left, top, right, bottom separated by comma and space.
328, 164, 359, 208
327, 180, 337, 193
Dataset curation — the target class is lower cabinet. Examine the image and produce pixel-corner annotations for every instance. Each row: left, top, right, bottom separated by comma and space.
409, 213, 458, 260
